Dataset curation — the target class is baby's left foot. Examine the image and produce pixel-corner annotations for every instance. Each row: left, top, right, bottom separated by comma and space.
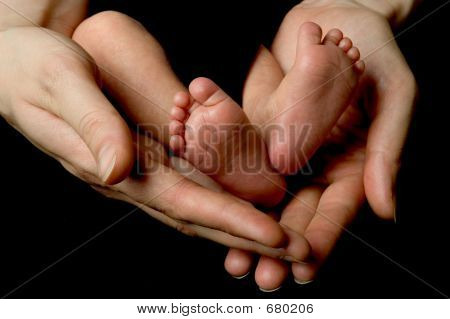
169, 77, 286, 207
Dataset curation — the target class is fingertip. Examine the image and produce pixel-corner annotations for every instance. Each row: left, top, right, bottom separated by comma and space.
255, 256, 288, 291
224, 249, 253, 278
292, 262, 317, 284
364, 153, 397, 220
98, 134, 134, 185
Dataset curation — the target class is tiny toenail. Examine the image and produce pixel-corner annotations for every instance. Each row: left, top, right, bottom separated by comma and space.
294, 278, 314, 285
259, 286, 282, 293
232, 272, 250, 280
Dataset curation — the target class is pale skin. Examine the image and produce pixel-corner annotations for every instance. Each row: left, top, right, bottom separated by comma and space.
167, 22, 364, 206
227, 0, 419, 289
0, 0, 419, 290
0, 2, 310, 261
80, 12, 365, 290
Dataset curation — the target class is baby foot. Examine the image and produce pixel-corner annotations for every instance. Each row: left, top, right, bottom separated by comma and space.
267, 22, 365, 174
169, 77, 286, 207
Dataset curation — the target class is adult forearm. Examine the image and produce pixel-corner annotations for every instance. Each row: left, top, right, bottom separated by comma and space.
0, 0, 88, 35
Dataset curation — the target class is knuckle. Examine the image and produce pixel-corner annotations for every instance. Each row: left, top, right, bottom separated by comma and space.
78, 109, 109, 141
304, 227, 340, 248
216, 202, 239, 234
168, 179, 194, 220
39, 53, 93, 99
44, 53, 82, 77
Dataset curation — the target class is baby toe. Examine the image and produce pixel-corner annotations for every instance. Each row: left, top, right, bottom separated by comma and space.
297, 22, 323, 46
170, 135, 185, 154
338, 37, 353, 52
354, 60, 365, 74
169, 120, 185, 136
174, 91, 192, 109
323, 28, 343, 45
170, 106, 186, 121
189, 77, 228, 106
347, 46, 360, 62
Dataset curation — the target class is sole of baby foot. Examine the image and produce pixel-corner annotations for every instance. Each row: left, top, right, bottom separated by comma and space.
267, 22, 364, 175
169, 77, 286, 207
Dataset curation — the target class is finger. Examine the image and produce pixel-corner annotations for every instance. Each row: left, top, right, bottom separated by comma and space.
292, 175, 365, 283
364, 65, 417, 219
73, 11, 186, 145
224, 249, 253, 279
255, 256, 289, 292
251, 186, 322, 289
169, 156, 223, 193
45, 62, 134, 184
223, 186, 321, 289
95, 184, 293, 258
172, 156, 313, 258
114, 164, 287, 248
109, 137, 295, 258
280, 186, 323, 234
0, 26, 133, 184
265, 211, 311, 263
9, 27, 135, 184
225, 190, 319, 286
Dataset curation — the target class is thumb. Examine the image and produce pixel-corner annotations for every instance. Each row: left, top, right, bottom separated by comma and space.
41, 60, 134, 184
364, 71, 417, 219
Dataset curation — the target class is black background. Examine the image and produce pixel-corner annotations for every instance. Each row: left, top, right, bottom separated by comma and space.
0, 0, 449, 298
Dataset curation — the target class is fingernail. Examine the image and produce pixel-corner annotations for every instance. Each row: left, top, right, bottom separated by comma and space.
294, 278, 314, 285
259, 286, 282, 293
232, 272, 250, 280
98, 145, 117, 183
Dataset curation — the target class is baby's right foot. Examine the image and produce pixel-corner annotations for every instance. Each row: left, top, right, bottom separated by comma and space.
267, 22, 365, 174
169, 78, 286, 207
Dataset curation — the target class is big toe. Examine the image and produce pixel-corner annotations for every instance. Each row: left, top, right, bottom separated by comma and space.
189, 77, 229, 106
297, 22, 323, 48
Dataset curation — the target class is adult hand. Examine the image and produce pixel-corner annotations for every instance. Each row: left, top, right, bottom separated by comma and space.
95, 131, 310, 261
226, 98, 367, 290
0, 7, 309, 260
225, 0, 418, 289
1, 0, 134, 184
271, 0, 418, 219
